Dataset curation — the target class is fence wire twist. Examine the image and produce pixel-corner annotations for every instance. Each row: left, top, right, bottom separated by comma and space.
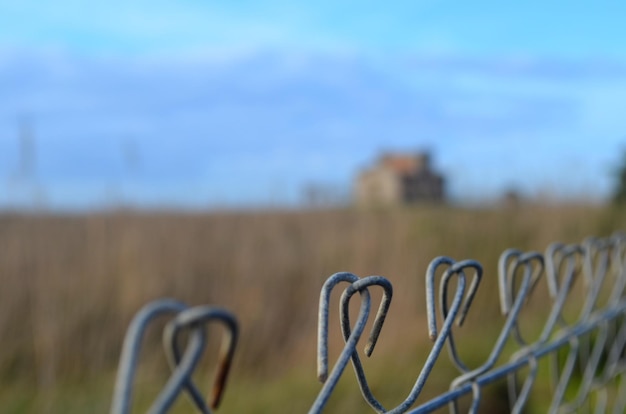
110, 231, 626, 413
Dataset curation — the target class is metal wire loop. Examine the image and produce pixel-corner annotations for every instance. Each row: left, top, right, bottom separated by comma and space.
339, 276, 393, 413
316, 272, 390, 384
427, 257, 482, 342
448, 250, 544, 414
438, 260, 483, 373
163, 306, 239, 412
310, 273, 374, 414
372, 257, 483, 414
110, 299, 189, 414
502, 251, 544, 346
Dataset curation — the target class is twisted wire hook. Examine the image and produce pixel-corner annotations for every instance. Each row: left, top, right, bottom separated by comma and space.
110, 299, 188, 414
541, 243, 584, 406
498, 250, 543, 322
596, 233, 626, 408
317, 260, 482, 414
437, 260, 483, 373
591, 234, 626, 402
595, 233, 626, 398
563, 236, 626, 413
498, 251, 544, 414
316, 272, 390, 384
543, 243, 584, 335
555, 237, 613, 412
580, 236, 612, 320
427, 257, 482, 343
151, 324, 207, 414
376, 257, 482, 414
338, 276, 393, 413
547, 237, 618, 412
163, 306, 239, 412
309, 273, 374, 414
542, 238, 605, 412
585, 234, 626, 391
449, 250, 542, 414
503, 251, 544, 346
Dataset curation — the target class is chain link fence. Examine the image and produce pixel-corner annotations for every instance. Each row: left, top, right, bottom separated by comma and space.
110, 232, 626, 413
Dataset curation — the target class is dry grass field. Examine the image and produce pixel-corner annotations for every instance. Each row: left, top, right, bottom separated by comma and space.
0, 204, 624, 413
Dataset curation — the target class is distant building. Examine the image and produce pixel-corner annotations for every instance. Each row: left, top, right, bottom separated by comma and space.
355, 152, 445, 206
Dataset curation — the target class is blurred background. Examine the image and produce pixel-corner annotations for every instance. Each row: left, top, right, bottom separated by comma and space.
2, 1, 626, 413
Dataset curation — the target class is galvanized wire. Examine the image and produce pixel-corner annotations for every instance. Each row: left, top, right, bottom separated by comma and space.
110, 232, 626, 413
110, 301, 238, 414
110, 299, 188, 414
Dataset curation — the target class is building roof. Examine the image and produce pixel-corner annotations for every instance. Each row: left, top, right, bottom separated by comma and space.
379, 153, 426, 175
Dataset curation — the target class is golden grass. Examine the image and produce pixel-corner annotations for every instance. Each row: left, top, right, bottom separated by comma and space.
0, 203, 624, 413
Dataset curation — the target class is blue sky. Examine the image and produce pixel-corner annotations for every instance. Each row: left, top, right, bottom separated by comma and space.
1, 1, 626, 208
